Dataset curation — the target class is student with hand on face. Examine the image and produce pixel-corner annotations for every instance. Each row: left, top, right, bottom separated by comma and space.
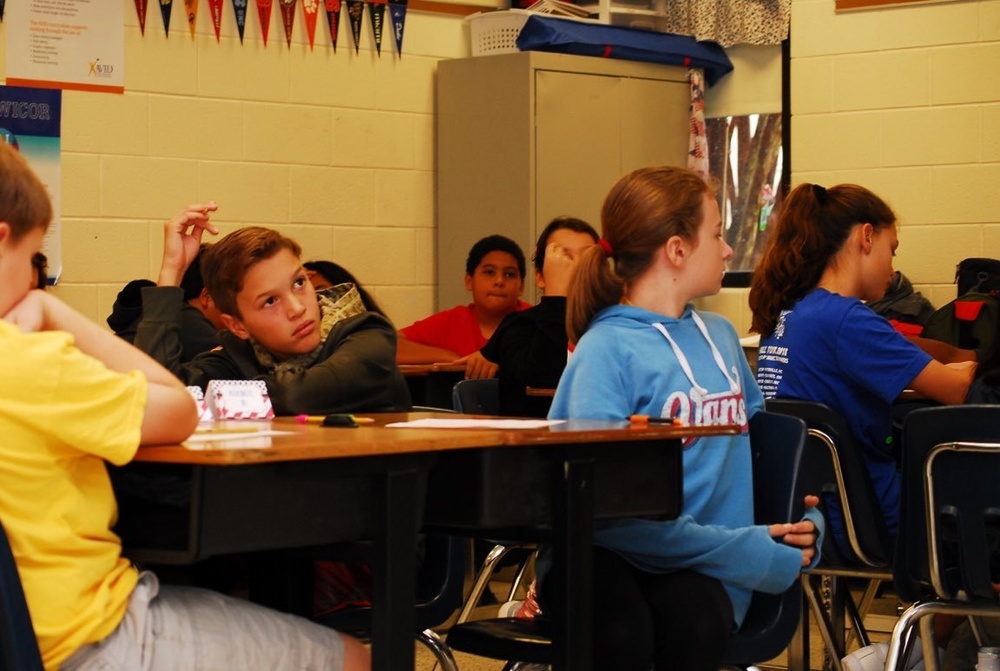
476, 217, 598, 416
132, 210, 411, 415
0, 142, 371, 671
396, 234, 531, 375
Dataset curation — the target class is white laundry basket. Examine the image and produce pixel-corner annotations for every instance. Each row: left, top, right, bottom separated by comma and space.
465, 9, 533, 56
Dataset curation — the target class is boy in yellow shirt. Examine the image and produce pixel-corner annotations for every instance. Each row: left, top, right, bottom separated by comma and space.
0, 142, 369, 670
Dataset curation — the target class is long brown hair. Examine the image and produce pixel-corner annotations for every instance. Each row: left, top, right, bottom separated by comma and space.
748, 183, 896, 337
566, 167, 711, 343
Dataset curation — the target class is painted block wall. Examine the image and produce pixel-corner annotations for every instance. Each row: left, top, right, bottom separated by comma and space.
0, 0, 469, 328
705, 0, 1000, 337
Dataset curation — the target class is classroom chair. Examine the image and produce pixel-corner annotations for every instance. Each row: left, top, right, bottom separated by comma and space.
451, 379, 500, 415
444, 410, 810, 670
449, 377, 536, 634
765, 399, 896, 671
0, 519, 44, 671
884, 405, 1000, 671
313, 535, 466, 671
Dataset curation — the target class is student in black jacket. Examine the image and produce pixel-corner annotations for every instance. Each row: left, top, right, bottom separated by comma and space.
479, 216, 598, 417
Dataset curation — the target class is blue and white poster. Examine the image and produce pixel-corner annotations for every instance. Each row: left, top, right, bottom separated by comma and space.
0, 86, 63, 284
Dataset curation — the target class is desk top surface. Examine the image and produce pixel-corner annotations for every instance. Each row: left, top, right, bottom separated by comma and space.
133, 413, 739, 465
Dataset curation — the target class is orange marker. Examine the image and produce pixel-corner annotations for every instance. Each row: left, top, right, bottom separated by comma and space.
629, 414, 683, 425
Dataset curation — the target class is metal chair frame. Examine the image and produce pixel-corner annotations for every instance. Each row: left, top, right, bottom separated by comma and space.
886, 415, 1000, 671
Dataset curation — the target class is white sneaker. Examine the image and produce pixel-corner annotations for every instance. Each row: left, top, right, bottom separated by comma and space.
497, 599, 523, 618
843, 643, 891, 671
842, 641, 942, 671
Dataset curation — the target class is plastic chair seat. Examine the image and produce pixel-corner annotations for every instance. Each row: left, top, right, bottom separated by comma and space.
446, 618, 552, 664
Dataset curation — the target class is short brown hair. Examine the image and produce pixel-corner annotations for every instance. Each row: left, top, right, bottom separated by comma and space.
201, 227, 302, 318
0, 142, 52, 241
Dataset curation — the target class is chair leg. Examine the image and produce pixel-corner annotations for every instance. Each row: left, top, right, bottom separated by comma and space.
418, 628, 459, 671
505, 550, 536, 602
803, 574, 847, 671
457, 544, 513, 624
846, 578, 883, 650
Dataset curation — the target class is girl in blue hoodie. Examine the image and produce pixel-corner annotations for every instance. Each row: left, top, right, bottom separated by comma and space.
547, 166, 822, 671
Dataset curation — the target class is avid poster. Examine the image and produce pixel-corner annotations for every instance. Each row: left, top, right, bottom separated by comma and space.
5, 0, 124, 94
0, 86, 63, 284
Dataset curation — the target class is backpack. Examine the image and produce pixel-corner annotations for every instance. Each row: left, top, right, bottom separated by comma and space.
921, 292, 1000, 355
955, 258, 1000, 296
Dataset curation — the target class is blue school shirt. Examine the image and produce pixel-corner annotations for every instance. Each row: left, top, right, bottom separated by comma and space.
756, 288, 931, 540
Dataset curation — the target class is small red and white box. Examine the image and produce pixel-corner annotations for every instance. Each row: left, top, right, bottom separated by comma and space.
205, 380, 275, 420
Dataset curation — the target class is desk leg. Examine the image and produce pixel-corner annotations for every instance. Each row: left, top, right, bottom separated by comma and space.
372, 468, 420, 671
552, 455, 594, 671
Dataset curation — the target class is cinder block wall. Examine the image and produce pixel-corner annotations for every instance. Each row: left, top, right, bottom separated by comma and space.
0, 1, 467, 328
702, 0, 1000, 336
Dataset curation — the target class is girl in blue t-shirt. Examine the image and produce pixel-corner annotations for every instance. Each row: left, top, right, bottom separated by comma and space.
545, 166, 822, 671
748, 182, 974, 671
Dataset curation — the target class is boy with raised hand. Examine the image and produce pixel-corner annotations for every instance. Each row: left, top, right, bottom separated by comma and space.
134, 209, 411, 415
0, 143, 370, 670
107, 204, 224, 364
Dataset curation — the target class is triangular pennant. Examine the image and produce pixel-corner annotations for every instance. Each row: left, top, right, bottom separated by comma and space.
279, 0, 296, 48
388, 0, 406, 56
324, 0, 341, 51
209, 0, 224, 40
367, 0, 386, 56
232, 0, 248, 42
184, 0, 198, 38
346, 0, 364, 54
256, 0, 273, 45
302, 0, 319, 49
135, 0, 149, 34
160, 0, 173, 36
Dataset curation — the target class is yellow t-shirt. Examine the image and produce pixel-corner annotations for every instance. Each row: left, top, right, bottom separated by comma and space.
0, 320, 147, 670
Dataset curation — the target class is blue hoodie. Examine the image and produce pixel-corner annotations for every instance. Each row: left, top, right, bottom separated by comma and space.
549, 303, 821, 626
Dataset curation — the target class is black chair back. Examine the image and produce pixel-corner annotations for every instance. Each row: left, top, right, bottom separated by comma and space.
313, 534, 467, 636
895, 405, 1000, 604
766, 399, 894, 568
0, 520, 44, 671
724, 410, 807, 664
452, 378, 500, 415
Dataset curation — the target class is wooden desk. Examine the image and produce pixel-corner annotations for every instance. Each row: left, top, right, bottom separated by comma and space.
424, 420, 738, 671
117, 414, 503, 671
116, 415, 736, 671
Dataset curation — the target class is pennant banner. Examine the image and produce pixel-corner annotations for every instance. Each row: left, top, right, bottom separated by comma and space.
388, 0, 406, 57
160, 0, 173, 37
324, 0, 341, 51
368, 0, 386, 56
209, 0, 225, 41
279, 0, 297, 48
135, 0, 148, 34
233, 0, 248, 42
303, 0, 319, 49
184, 0, 198, 38
257, 0, 273, 45
346, 0, 363, 54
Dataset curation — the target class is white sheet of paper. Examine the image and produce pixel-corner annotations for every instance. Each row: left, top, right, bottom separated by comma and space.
385, 418, 565, 429
183, 429, 296, 450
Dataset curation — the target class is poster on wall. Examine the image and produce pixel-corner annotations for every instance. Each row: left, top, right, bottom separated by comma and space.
0, 86, 63, 285
5, 0, 124, 94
